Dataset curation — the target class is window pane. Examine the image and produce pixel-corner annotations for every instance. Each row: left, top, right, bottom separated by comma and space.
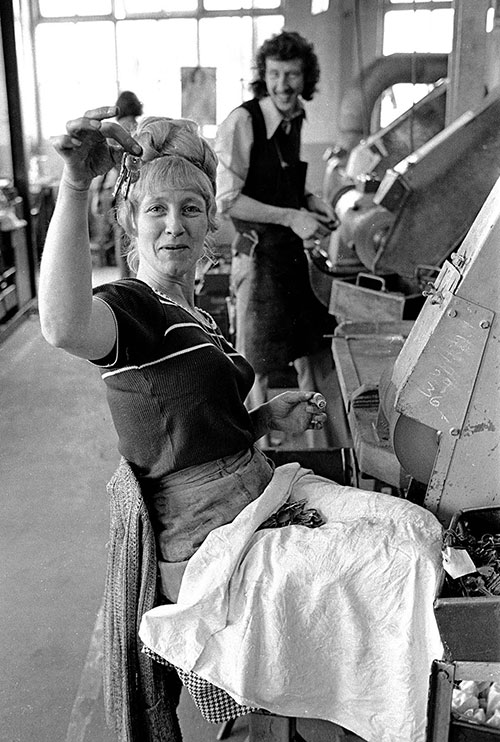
38, 0, 111, 17
198, 14, 283, 125
203, 0, 246, 8
383, 9, 453, 53
0, 47, 13, 178
379, 82, 433, 127
35, 22, 116, 137
204, 0, 280, 7
122, 0, 197, 11
117, 19, 198, 119
200, 16, 253, 124
381, 7, 453, 126
254, 14, 284, 48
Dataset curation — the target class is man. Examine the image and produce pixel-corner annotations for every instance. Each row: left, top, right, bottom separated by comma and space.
215, 30, 350, 447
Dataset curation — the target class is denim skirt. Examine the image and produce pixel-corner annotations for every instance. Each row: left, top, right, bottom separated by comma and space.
148, 445, 274, 566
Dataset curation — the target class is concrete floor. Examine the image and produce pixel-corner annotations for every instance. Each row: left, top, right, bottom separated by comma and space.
0, 267, 358, 742
0, 301, 252, 742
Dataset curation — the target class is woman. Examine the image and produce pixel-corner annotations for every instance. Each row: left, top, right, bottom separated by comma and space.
115, 90, 143, 132
39, 108, 443, 742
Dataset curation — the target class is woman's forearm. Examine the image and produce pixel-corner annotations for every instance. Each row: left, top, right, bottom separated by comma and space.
249, 403, 272, 440
38, 178, 95, 349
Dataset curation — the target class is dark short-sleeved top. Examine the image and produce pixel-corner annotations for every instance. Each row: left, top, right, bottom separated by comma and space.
91, 278, 256, 484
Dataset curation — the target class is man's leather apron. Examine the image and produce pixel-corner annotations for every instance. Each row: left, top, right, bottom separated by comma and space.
230, 98, 337, 375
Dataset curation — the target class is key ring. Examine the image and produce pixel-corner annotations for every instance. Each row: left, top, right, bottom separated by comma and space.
113, 152, 142, 201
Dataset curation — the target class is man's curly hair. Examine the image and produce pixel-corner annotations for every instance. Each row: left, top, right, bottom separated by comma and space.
249, 30, 320, 102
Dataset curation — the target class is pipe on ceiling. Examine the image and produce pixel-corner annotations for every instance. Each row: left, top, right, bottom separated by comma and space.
338, 52, 449, 151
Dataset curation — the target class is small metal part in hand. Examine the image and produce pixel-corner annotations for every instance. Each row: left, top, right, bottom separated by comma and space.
311, 392, 327, 409
309, 419, 323, 429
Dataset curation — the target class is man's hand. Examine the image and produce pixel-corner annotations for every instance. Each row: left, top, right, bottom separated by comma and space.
288, 208, 335, 241
287, 192, 339, 242
305, 193, 338, 229
51, 106, 143, 191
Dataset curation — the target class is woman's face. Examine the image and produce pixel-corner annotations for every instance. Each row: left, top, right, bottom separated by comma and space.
135, 187, 209, 280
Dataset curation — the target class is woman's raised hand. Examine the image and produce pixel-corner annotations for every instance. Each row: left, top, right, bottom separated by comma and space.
51, 106, 143, 191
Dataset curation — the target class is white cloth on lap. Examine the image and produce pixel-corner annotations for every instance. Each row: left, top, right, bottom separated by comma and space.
139, 463, 444, 742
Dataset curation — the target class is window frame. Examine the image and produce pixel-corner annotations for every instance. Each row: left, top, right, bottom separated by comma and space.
32, 0, 285, 24
30, 0, 285, 145
378, 0, 453, 128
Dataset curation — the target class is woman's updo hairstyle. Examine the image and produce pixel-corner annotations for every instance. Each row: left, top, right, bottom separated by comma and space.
115, 117, 219, 272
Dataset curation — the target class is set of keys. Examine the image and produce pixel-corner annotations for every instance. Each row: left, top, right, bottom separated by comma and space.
113, 152, 142, 201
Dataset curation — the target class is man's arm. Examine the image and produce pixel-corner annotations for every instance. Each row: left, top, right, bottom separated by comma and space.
228, 191, 333, 241
215, 106, 334, 241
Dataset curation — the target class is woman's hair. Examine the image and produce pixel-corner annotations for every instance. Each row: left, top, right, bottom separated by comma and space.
115, 90, 143, 119
114, 116, 219, 273
250, 30, 320, 101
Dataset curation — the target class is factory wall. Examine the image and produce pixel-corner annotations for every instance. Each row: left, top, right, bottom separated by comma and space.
286, 0, 380, 193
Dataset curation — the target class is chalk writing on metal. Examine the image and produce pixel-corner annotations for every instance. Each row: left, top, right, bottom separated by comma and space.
416, 333, 473, 422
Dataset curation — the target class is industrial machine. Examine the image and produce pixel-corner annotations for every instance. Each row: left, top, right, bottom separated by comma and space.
323, 76, 448, 278
323, 28, 500, 740
323, 54, 500, 526
379, 172, 500, 527
321, 82, 500, 326
332, 168, 499, 526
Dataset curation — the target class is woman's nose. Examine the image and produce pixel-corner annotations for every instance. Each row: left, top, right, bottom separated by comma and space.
164, 212, 185, 236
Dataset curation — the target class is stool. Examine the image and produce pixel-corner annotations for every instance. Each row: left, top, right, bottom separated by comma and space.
218, 714, 307, 742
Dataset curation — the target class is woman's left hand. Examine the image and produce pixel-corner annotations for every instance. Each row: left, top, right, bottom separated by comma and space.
266, 390, 327, 436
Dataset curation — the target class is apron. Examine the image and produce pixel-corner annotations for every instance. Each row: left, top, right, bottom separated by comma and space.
230, 99, 337, 373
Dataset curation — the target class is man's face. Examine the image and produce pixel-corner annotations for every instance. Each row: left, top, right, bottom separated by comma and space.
264, 57, 304, 117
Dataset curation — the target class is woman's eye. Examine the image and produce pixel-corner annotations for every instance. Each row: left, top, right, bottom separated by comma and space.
184, 204, 203, 215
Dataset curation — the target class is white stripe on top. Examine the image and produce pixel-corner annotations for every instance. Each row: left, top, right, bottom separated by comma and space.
101, 343, 214, 379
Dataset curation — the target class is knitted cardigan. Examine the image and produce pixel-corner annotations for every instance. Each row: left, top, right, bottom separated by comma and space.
102, 457, 182, 742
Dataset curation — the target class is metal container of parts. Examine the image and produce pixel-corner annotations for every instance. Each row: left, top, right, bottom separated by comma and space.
329, 272, 426, 323
434, 507, 500, 663
450, 721, 500, 740
427, 660, 500, 741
